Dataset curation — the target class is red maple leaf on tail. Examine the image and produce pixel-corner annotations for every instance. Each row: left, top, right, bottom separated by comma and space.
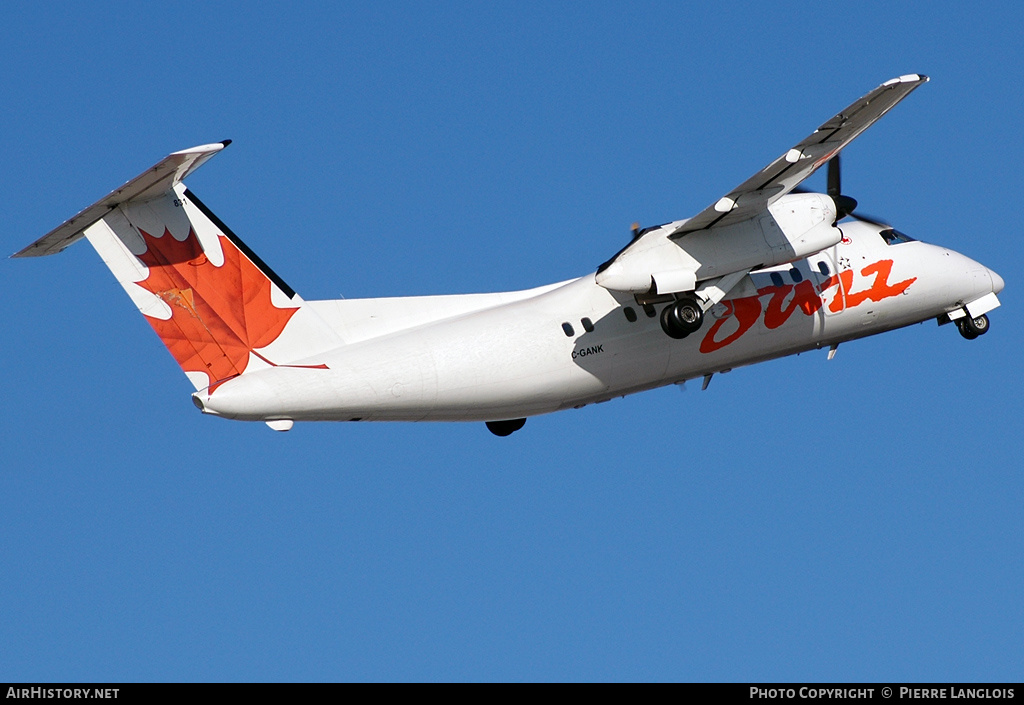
135, 227, 299, 390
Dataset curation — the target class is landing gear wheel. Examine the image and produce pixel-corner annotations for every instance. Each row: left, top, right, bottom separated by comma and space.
660, 296, 704, 339
966, 313, 990, 336
486, 418, 526, 437
660, 304, 689, 339
957, 313, 989, 340
956, 318, 978, 339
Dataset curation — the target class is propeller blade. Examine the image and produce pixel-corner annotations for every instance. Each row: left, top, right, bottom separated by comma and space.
827, 154, 841, 197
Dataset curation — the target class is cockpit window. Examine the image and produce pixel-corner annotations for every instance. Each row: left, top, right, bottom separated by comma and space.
879, 228, 915, 245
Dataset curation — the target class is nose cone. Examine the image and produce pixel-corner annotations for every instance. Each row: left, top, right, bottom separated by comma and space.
988, 267, 1005, 294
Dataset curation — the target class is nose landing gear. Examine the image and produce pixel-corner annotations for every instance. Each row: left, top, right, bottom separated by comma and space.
956, 313, 990, 340
660, 295, 705, 339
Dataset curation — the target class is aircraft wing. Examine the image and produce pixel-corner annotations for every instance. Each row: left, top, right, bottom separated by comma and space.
669, 74, 928, 238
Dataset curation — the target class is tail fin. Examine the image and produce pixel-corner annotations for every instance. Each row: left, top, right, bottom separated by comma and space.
15, 143, 341, 391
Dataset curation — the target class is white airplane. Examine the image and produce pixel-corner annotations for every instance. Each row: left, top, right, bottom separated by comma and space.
15, 74, 1003, 436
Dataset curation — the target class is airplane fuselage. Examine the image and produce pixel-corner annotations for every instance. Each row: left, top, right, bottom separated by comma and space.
194, 220, 1002, 424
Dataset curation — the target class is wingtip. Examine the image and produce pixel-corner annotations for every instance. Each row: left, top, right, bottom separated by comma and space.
884, 74, 929, 86
171, 141, 232, 156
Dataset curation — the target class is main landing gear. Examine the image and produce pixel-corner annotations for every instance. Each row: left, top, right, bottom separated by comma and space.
486, 418, 526, 437
956, 313, 990, 340
660, 294, 704, 339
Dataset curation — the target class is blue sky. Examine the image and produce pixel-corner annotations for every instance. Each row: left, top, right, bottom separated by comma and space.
2, 1, 1021, 681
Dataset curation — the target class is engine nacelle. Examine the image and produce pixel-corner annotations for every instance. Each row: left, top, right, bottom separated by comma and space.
763, 192, 844, 263
596, 193, 842, 294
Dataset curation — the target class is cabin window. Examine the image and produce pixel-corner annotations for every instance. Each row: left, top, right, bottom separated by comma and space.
623, 306, 638, 322
790, 267, 803, 283
561, 322, 575, 337
581, 317, 594, 333
770, 272, 784, 287
642, 304, 657, 318
880, 228, 915, 245
818, 261, 830, 276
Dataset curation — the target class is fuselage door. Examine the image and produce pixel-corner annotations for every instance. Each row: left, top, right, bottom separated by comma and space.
813, 244, 847, 315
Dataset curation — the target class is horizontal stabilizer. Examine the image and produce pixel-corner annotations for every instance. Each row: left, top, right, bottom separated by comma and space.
12, 141, 231, 258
